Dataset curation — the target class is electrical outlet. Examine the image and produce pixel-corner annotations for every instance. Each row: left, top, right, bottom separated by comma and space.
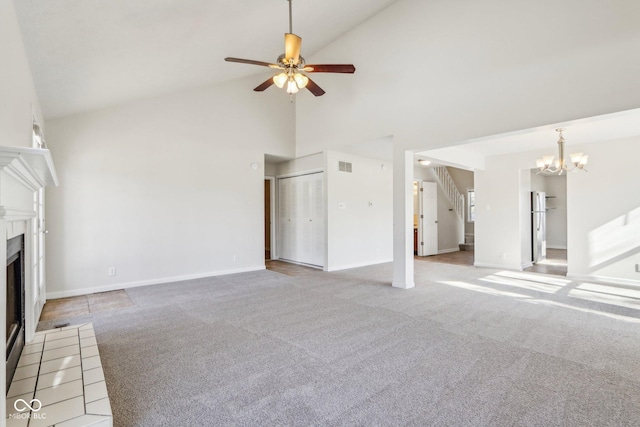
500, 253, 506, 260
108, 267, 116, 276
233, 255, 238, 262
636, 264, 640, 273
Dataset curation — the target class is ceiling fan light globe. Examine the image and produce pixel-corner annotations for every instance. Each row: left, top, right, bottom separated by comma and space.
294, 73, 309, 89
286, 79, 299, 94
273, 73, 288, 89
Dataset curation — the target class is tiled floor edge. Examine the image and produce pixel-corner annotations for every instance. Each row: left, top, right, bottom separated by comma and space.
6, 323, 113, 427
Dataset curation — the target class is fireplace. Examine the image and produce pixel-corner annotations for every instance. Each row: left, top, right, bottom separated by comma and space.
6, 235, 25, 392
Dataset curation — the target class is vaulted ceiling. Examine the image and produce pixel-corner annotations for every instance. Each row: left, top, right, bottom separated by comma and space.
14, 0, 398, 119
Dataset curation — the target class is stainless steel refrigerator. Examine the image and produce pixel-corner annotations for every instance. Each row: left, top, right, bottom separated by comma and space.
531, 191, 547, 263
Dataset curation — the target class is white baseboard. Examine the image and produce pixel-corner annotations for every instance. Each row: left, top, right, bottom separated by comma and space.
547, 245, 567, 250
326, 258, 393, 272
46, 266, 266, 299
438, 248, 460, 254
566, 273, 640, 287
473, 261, 526, 271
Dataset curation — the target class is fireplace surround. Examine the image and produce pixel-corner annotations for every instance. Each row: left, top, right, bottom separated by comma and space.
6, 235, 25, 391
0, 145, 58, 418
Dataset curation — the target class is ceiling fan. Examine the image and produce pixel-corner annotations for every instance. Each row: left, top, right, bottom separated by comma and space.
224, 0, 356, 97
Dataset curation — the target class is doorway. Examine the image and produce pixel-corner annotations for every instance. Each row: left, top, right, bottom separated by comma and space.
413, 180, 438, 256
526, 171, 568, 276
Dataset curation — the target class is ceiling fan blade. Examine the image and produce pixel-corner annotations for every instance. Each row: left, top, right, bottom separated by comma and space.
225, 57, 279, 68
253, 78, 275, 92
305, 77, 325, 97
284, 33, 302, 65
304, 64, 356, 74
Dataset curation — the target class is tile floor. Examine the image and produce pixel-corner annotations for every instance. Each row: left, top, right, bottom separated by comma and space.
415, 249, 569, 277
39, 290, 133, 322
6, 324, 112, 427
266, 260, 321, 276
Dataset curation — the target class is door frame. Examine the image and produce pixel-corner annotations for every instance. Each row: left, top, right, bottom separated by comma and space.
417, 180, 438, 256
265, 176, 276, 260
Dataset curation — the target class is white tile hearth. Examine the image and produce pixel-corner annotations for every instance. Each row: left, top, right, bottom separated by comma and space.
6, 324, 112, 427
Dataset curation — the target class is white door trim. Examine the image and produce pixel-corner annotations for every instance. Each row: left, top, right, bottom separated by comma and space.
265, 176, 276, 260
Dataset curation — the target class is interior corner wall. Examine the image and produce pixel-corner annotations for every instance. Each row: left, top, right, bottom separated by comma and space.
326, 151, 392, 271
44, 77, 295, 297
0, 0, 44, 147
566, 137, 640, 284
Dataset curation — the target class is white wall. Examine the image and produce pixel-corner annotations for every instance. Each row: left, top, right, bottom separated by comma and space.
567, 137, 640, 284
474, 157, 524, 270
264, 162, 277, 177
0, 0, 44, 148
45, 77, 295, 297
326, 151, 392, 270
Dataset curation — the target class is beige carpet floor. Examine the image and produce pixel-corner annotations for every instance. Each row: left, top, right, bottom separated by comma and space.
38, 261, 640, 426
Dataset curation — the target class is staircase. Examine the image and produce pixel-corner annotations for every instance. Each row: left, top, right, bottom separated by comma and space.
433, 166, 468, 250
434, 166, 465, 220
460, 233, 474, 251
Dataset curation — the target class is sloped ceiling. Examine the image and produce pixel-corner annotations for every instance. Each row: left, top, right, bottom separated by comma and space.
14, 0, 398, 119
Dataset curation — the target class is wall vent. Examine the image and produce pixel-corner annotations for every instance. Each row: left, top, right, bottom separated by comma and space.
338, 161, 353, 173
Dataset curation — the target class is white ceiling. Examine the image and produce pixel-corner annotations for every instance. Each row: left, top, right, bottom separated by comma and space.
14, 0, 398, 119
417, 108, 640, 164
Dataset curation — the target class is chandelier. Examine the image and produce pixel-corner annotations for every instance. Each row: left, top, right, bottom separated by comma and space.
535, 128, 588, 175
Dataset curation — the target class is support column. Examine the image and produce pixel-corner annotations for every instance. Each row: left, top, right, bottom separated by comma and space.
392, 148, 415, 289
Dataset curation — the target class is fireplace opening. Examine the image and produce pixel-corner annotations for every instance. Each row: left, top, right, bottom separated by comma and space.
6, 235, 25, 392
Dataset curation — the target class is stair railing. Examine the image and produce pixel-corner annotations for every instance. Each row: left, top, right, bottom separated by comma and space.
434, 166, 465, 221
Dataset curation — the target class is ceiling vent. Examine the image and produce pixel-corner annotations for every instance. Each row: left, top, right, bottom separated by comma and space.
338, 161, 352, 173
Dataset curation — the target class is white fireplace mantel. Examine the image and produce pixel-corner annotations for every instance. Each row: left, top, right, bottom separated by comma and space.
0, 145, 58, 192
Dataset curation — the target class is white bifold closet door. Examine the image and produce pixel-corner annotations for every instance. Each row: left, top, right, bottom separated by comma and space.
278, 172, 324, 267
